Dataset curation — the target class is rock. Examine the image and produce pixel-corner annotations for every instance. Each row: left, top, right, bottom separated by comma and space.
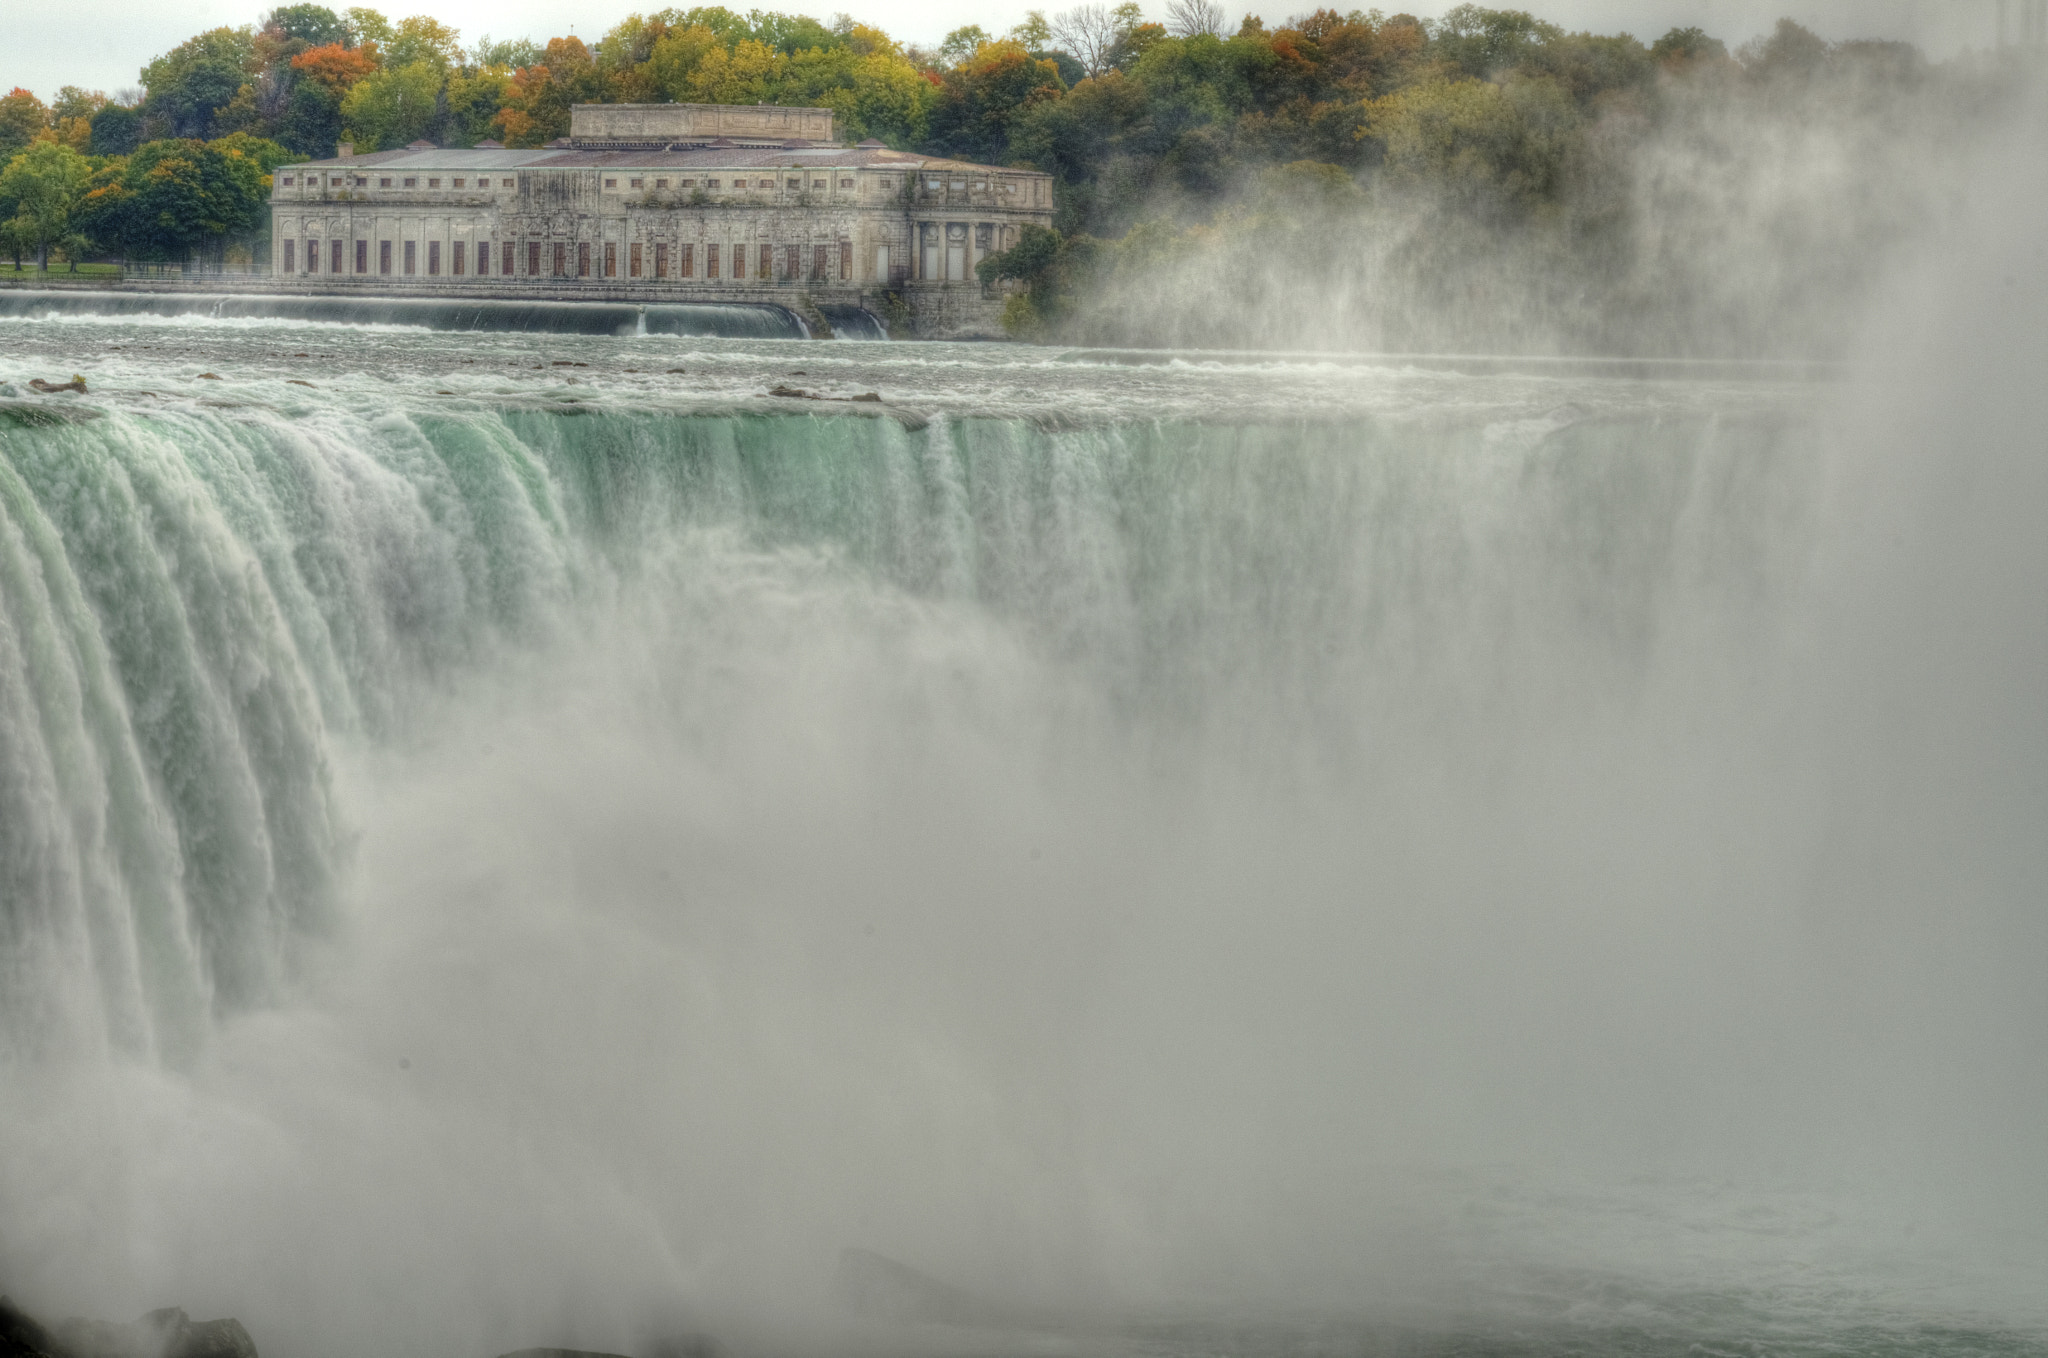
196, 374, 222, 381
851, 393, 881, 402
768, 385, 810, 398
0, 1297, 58, 1358
27, 377, 86, 394
286, 380, 314, 387
53, 1307, 255, 1358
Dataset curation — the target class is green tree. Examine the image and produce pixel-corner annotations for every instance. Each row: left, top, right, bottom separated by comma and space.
1430, 5, 1563, 79
118, 137, 268, 264
1649, 26, 1727, 69
141, 28, 258, 139
927, 40, 1067, 164
940, 26, 991, 64
266, 4, 351, 47
344, 7, 395, 48
0, 88, 50, 161
277, 80, 343, 155
386, 15, 463, 70
341, 60, 443, 149
0, 140, 93, 269
90, 104, 144, 155
445, 67, 512, 146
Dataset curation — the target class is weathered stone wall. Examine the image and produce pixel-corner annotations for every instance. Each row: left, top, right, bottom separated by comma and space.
906, 284, 1010, 341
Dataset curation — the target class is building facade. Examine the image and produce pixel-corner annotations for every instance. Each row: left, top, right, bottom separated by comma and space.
269, 103, 1056, 337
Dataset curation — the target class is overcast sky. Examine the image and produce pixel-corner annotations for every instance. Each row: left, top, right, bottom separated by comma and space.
12, 0, 2001, 105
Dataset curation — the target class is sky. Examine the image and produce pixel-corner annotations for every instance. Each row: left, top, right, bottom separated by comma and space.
9, 0, 2004, 105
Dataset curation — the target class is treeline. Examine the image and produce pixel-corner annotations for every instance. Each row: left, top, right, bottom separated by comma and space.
0, 4, 2026, 348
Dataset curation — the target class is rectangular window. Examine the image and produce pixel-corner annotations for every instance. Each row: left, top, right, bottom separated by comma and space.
786, 244, 801, 280
354, 176, 366, 186
812, 179, 825, 188
760, 179, 775, 189
705, 179, 719, 189
529, 242, 540, 276
729, 244, 742, 279
404, 240, 416, 274
706, 243, 718, 278
604, 178, 617, 189
380, 177, 392, 187
281, 176, 294, 186
452, 177, 465, 188
654, 242, 666, 278
330, 176, 342, 186
502, 178, 514, 187
814, 243, 828, 279
306, 240, 318, 273
839, 178, 852, 188
477, 241, 489, 275
380, 240, 392, 274
356, 239, 367, 273
630, 242, 642, 277
786, 178, 799, 189
282, 240, 295, 272
760, 246, 773, 280
503, 241, 514, 275
331, 239, 342, 274
604, 242, 616, 277
839, 240, 851, 280
428, 178, 440, 188
579, 242, 591, 277
630, 178, 643, 189
451, 240, 463, 275
656, 179, 669, 188
404, 177, 417, 187
553, 242, 566, 276
680, 243, 693, 278
427, 240, 440, 275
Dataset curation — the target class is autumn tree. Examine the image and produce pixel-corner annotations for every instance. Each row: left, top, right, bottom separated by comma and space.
0, 89, 50, 161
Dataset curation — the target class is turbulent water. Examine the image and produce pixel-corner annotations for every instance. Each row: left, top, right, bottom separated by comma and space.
0, 290, 2044, 1358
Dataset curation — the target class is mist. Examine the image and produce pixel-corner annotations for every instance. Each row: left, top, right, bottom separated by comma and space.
4, 36, 2048, 1358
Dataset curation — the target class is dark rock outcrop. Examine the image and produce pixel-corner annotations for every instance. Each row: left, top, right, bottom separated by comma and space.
2, 1300, 254, 1358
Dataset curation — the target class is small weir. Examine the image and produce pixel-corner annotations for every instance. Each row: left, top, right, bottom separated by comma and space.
0, 289, 887, 339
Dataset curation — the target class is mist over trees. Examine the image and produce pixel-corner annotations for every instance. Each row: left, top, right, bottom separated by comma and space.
0, 4, 2033, 349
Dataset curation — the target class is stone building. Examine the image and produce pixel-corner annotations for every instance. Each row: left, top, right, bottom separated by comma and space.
269, 103, 1056, 337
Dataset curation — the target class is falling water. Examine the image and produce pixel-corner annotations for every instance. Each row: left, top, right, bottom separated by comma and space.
0, 119, 2045, 1358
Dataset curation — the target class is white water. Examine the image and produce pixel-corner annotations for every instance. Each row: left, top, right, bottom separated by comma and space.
1, 162, 2045, 1357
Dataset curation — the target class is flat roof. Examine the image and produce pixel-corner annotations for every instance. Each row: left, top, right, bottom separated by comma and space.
294, 145, 1043, 176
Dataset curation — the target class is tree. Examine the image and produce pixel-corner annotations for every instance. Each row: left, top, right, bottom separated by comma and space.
386, 15, 463, 71
341, 60, 443, 149
0, 89, 50, 161
1430, 5, 1563, 79
1164, 0, 1224, 39
291, 42, 380, 94
1010, 11, 1054, 47
90, 104, 144, 155
941, 27, 991, 64
1649, 26, 1727, 69
114, 138, 268, 264
266, 4, 350, 48
344, 7, 395, 48
141, 28, 258, 139
927, 40, 1067, 164
445, 67, 512, 146
0, 140, 93, 269
1739, 19, 1829, 79
1049, 5, 1129, 77
472, 36, 542, 69
276, 80, 343, 155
